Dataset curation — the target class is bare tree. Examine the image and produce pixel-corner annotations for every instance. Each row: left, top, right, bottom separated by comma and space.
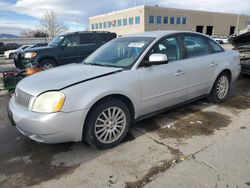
39, 11, 68, 38
20, 29, 33, 38
20, 29, 48, 38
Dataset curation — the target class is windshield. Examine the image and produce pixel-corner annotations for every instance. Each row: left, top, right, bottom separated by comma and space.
84, 37, 155, 68
17, 45, 29, 50
49, 36, 65, 46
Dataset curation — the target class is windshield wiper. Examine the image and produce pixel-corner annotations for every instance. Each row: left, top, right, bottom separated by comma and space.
84, 62, 107, 67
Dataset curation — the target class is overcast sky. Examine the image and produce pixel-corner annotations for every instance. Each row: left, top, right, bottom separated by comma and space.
0, 0, 250, 35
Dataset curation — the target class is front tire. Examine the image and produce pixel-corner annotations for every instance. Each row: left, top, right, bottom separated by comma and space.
84, 98, 131, 149
40, 59, 56, 69
209, 72, 231, 103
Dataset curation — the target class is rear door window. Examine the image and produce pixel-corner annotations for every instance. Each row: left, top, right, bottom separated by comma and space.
80, 34, 97, 45
183, 34, 210, 58
62, 35, 80, 47
207, 39, 224, 53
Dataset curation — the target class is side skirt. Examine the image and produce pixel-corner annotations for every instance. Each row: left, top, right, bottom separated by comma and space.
133, 94, 208, 123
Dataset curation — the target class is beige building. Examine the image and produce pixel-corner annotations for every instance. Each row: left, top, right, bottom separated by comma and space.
89, 5, 250, 36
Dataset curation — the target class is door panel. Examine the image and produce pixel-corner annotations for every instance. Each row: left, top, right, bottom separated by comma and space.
183, 34, 217, 99
58, 35, 79, 64
180, 56, 216, 99
138, 62, 188, 115
58, 46, 79, 64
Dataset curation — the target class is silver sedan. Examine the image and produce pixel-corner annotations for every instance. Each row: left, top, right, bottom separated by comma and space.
8, 31, 241, 149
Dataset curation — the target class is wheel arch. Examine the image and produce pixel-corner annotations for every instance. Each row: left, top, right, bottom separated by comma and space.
38, 56, 58, 65
82, 94, 136, 140
209, 68, 232, 94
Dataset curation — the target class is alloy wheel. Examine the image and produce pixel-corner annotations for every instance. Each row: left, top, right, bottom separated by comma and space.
94, 107, 127, 144
216, 75, 229, 99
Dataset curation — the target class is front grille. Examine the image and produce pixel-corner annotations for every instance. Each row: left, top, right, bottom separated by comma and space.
15, 88, 33, 109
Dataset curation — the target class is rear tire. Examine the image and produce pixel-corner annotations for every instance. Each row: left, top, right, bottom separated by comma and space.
40, 59, 56, 69
209, 72, 231, 103
84, 98, 131, 149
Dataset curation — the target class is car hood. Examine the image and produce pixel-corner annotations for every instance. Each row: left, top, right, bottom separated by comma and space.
17, 63, 123, 96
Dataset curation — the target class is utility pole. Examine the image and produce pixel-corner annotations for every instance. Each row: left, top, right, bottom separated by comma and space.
236, 13, 240, 35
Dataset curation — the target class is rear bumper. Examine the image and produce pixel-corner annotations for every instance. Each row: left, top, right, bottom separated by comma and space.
9, 97, 89, 143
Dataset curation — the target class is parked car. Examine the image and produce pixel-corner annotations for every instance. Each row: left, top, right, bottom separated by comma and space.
8, 31, 241, 149
236, 45, 250, 75
4, 45, 31, 59
0, 42, 5, 54
211, 36, 223, 44
220, 36, 229, 44
18, 31, 116, 69
14, 43, 48, 69
5, 43, 20, 50
0, 42, 20, 54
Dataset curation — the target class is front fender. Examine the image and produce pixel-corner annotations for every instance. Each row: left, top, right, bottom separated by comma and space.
60, 70, 141, 119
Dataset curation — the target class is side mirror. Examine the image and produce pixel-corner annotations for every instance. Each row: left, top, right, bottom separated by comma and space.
143, 53, 168, 67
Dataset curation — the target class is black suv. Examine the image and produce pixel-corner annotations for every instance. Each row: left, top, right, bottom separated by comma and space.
18, 31, 116, 69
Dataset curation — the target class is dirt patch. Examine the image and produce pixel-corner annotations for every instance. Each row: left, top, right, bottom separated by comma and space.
136, 111, 231, 139
221, 95, 250, 110
125, 146, 186, 188
0, 139, 79, 187
125, 159, 173, 188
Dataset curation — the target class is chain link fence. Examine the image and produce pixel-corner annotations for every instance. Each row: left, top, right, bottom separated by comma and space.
0, 38, 53, 45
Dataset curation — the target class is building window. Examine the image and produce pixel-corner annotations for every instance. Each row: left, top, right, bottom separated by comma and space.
91, 24, 94, 30
157, 16, 162, 24
103, 22, 107, 28
99, 22, 102, 29
149, 15, 154, 23
176, 17, 181, 25
123, 18, 127, 26
118, 19, 122, 26
170, 17, 175, 24
164, 16, 168, 24
135, 16, 140, 24
182, 17, 187, 24
108, 21, 112, 28
129, 17, 133, 25
95, 23, 98, 29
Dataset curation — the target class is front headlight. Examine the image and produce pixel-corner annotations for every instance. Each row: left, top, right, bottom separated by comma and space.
24, 52, 37, 59
32, 91, 65, 113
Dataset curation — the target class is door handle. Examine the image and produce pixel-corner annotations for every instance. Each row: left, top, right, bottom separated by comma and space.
209, 62, 218, 67
174, 70, 185, 76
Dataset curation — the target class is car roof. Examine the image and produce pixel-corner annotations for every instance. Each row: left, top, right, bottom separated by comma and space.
124, 30, 202, 38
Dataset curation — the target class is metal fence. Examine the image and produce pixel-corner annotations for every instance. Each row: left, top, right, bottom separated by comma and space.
0, 38, 53, 45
